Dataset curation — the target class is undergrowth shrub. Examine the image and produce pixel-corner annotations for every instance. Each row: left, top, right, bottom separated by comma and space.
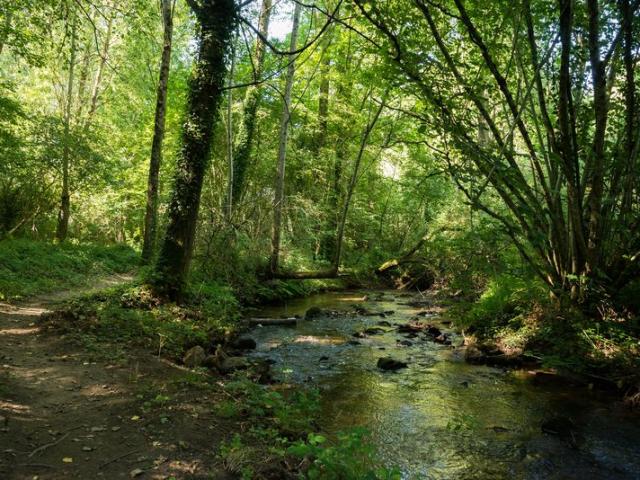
457, 273, 549, 333
43, 282, 238, 361
217, 373, 400, 479
288, 429, 402, 480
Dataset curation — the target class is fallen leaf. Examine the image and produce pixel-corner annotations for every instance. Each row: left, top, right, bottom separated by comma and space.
62, 457, 73, 463
131, 416, 140, 421
129, 468, 144, 478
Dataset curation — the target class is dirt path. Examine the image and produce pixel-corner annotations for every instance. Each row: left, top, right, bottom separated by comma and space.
0, 278, 233, 480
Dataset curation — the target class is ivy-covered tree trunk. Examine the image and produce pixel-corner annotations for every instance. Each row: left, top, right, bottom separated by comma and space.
142, 0, 174, 264
229, 0, 271, 210
55, 11, 77, 243
154, 0, 236, 300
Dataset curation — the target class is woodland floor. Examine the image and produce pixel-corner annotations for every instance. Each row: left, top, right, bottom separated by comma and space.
0, 276, 236, 480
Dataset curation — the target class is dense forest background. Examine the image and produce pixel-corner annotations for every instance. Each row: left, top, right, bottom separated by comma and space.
1, 0, 639, 379
1, 1, 640, 477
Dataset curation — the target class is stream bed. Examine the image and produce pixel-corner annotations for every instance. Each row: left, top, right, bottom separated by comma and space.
246, 290, 640, 479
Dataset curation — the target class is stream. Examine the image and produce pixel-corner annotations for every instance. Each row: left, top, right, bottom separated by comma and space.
247, 290, 640, 479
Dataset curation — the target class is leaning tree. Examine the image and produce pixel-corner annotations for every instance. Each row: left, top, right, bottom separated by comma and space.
353, 0, 639, 304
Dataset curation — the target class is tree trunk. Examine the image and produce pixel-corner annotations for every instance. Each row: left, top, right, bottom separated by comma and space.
225, 32, 236, 218
75, 26, 94, 120
0, 11, 13, 56
230, 0, 272, 209
153, 0, 236, 300
86, 6, 115, 124
269, 2, 301, 274
323, 32, 353, 261
619, 0, 636, 218
141, 0, 174, 263
317, 50, 330, 151
55, 12, 78, 243
584, 0, 608, 274
332, 93, 386, 272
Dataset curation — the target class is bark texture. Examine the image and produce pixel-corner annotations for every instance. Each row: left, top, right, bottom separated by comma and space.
154, 0, 236, 300
55, 13, 78, 243
142, 0, 174, 263
270, 2, 301, 274
230, 0, 272, 209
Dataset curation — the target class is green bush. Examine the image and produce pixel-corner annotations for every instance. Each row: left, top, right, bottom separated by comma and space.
288, 429, 401, 480
459, 273, 548, 333
46, 281, 238, 361
218, 374, 400, 479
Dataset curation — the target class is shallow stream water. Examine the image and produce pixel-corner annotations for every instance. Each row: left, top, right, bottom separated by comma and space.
247, 290, 640, 479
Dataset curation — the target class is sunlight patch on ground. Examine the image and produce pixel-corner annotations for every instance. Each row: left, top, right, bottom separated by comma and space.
80, 383, 123, 397
0, 326, 39, 335
336, 296, 369, 302
0, 399, 31, 414
0, 304, 48, 316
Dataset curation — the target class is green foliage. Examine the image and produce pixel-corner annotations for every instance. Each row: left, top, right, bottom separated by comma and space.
223, 373, 320, 433
252, 278, 346, 305
459, 273, 548, 332
46, 280, 238, 361
0, 239, 137, 300
288, 429, 402, 480
217, 373, 399, 479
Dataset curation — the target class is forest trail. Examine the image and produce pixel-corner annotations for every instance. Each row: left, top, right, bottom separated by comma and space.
0, 277, 232, 480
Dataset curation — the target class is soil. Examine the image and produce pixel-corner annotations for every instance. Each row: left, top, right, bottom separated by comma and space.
0, 277, 236, 479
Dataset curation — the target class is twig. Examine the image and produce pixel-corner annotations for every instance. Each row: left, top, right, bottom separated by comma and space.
99, 449, 139, 469
28, 433, 69, 458
18, 463, 55, 469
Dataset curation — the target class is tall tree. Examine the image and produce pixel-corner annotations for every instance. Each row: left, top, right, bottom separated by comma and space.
86, 3, 116, 124
229, 0, 272, 211
270, 2, 302, 274
354, 0, 640, 303
332, 92, 385, 272
322, 29, 354, 261
55, 8, 78, 242
141, 0, 175, 263
153, 0, 236, 299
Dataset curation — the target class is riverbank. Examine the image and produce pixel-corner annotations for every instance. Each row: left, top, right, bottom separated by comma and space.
5, 278, 640, 478
2, 279, 398, 479
241, 289, 640, 478
439, 275, 640, 406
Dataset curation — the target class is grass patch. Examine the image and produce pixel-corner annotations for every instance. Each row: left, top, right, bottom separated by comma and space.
42, 281, 240, 362
0, 239, 138, 301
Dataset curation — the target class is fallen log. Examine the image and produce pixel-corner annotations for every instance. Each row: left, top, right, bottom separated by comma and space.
248, 317, 298, 327
271, 269, 347, 280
